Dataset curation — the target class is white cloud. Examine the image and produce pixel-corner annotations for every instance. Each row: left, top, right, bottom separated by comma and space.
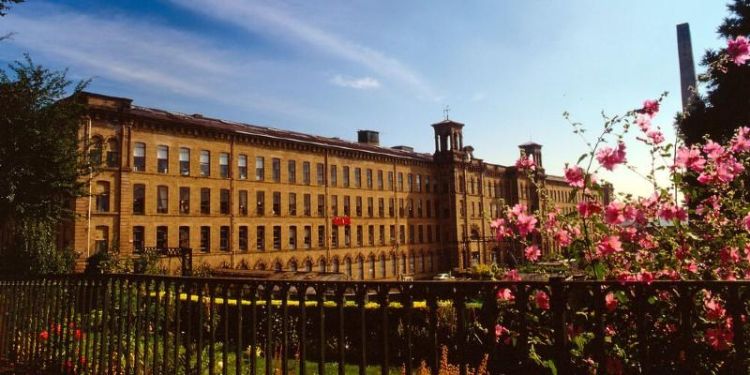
331, 75, 380, 90
169, 0, 439, 100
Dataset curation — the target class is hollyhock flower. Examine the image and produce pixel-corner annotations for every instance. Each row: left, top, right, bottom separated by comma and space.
604, 325, 617, 336
706, 326, 733, 351
74, 329, 84, 341
564, 165, 585, 188
641, 99, 660, 117
39, 330, 49, 341
703, 140, 725, 160
674, 146, 706, 173
553, 229, 572, 247
720, 247, 740, 265
596, 142, 627, 171
635, 114, 651, 132
577, 200, 601, 218
704, 297, 726, 321
495, 324, 510, 340
535, 290, 550, 310
516, 213, 537, 236
596, 235, 622, 257
515, 156, 536, 171
604, 202, 627, 225
505, 269, 521, 281
524, 245, 541, 262
731, 127, 750, 153
496, 288, 514, 301
727, 35, 750, 66
684, 262, 698, 274
510, 203, 527, 216
743, 213, 750, 232
605, 292, 618, 312
490, 218, 511, 240
638, 270, 654, 284
647, 130, 665, 145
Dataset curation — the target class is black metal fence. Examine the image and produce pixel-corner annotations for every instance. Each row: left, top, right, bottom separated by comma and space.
0, 274, 748, 374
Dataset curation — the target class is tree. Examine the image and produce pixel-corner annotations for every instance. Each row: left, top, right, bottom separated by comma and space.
0, 56, 89, 275
0, 0, 23, 17
678, 0, 750, 145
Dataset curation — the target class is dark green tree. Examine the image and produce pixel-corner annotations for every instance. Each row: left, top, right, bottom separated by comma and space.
0, 56, 89, 275
678, 0, 750, 145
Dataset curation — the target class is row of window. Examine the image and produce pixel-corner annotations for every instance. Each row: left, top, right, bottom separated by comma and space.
131, 223, 442, 253
130, 142, 437, 192
257, 252, 442, 279
458, 199, 502, 218
458, 175, 504, 198
121, 183, 449, 218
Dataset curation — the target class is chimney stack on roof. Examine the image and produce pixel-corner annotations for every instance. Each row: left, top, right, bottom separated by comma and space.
357, 130, 380, 146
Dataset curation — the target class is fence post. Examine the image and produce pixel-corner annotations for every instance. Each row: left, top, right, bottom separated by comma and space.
550, 276, 568, 375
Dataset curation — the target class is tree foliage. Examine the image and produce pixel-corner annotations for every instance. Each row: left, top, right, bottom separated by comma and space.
0, 0, 23, 17
0, 56, 89, 275
678, 0, 750, 145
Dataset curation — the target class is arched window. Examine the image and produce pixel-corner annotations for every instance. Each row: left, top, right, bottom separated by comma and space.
391, 255, 398, 277
369, 256, 376, 279
318, 258, 327, 273
345, 258, 352, 277
356, 257, 364, 280
378, 255, 386, 278
332, 258, 340, 273
303, 260, 312, 272
288, 259, 298, 272
274, 261, 282, 272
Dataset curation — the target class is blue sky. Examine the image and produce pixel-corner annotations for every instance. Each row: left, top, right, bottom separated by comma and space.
0, 1, 731, 196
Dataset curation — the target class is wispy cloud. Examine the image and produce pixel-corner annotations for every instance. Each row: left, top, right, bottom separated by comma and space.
330, 75, 380, 90
0, 2, 325, 121
169, 0, 439, 100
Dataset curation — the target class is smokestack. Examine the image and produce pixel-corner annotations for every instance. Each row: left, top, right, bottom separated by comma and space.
676, 23, 697, 110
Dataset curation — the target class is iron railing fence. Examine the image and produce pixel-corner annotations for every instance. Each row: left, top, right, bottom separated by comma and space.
0, 274, 748, 374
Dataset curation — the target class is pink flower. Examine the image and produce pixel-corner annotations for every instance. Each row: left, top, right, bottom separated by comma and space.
73, 329, 84, 341
684, 262, 698, 274
638, 270, 654, 284
604, 202, 627, 225
524, 245, 541, 262
495, 324, 510, 340
596, 235, 622, 257
490, 218, 511, 240
505, 269, 521, 281
596, 142, 627, 171
564, 165, 585, 188
674, 146, 706, 173
553, 229, 572, 247
706, 326, 733, 351
516, 213, 538, 236
720, 247, 740, 265
515, 156, 536, 171
535, 290, 550, 310
743, 212, 750, 232
703, 140, 725, 160
641, 99, 660, 117
635, 114, 651, 132
727, 35, 750, 66
39, 330, 49, 341
577, 200, 601, 218
647, 130, 665, 145
510, 203, 527, 216
605, 292, 618, 312
731, 127, 750, 153
704, 297, 726, 321
496, 288, 514, 301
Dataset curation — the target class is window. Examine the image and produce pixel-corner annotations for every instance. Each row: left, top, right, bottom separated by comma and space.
355, 196, 362, 217
239, 226, 248, 251
354, 168, 361, 188
303, 194, 311, 216
378, 198, 385, 217
416, 175, 422, 192
398, 173, 403, 191
425, 176, 431, 192
345, 226, 352, 247
133, 142, 145, 171
133, 226, 144, 253
256, 191, 265, 216
426, 199, 431, 218
418, 225, 424, 243
427, 226, 433, 243
399, 225, 406, 244
366, 169, 373, 188
180, 147, 190, 175
255, 157, 265, 181
106, 139, 119, 168
288, 193, 297, 216
239, 190, 248, 216
343, 196, 351, 216
238, 154, 248, 179
156, 226, 168, 249
379, 225, 385, 245
389, 225, 396, 244
407, 200, 414, 218
220, 189, 230, 214
157, 185, 168, 213
219, 153, 229, 178
399, 198, 404, 218
200, 226, 210, 252
389, 198, 395, 217
302, 162, 311, 184
331, 195, 338, 216
318, 226, 325, 248
330, 165, 337, 187
157, 145, 168, 173
367, 197, 373, 217
179, 226, 190, 248
355, 225, 362, 246
273, 226, 281, 250
331, 227, 338, 247
417, 200, 423, 217
460, 200, 465, 217
289, 226, 297, 249
220, 226, 229, 251
95, 181, 110, 212
317, 195, 325, 217
332, 258, 340, 273
288, 160, 296, 183
319, 258, 327, 273
387, 172, 394, 190
368, 225, 375, 246
409, 225, 415, 244
345, 258, 352, 277
377, 170, 384, 190
272, 158, 281, 182
408, 174, 413, 192
94, 226, 108, 253
201, 188, 210, 214
343, 166, 350, 187
272, 192, 281, 216
316, 163, 325, 185
200, 150, 210, 177
256, 226, 265, 251
303, 226, 312, 249
133, 184, 145, 215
